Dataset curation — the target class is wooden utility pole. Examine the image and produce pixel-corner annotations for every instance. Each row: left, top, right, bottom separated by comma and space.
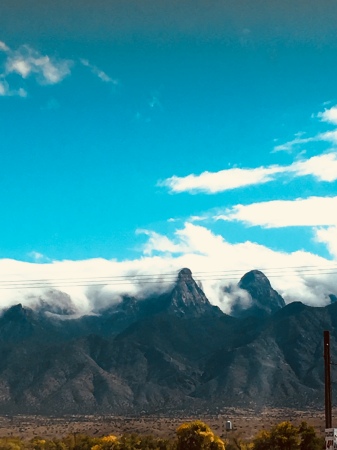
324, 330, 332, 429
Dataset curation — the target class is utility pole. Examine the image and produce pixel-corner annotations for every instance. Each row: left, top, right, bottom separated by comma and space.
324, 330, 332, 429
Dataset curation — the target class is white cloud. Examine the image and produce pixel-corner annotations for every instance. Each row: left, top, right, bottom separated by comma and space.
80, 58, 117, 84
28, 251, 51, 263
0, 41, 118, 97
6, 45, 72, 85
318, 130, 337, 144
29, 251, 44, 261
159, 152, 337, 194
217, 196, 337, 228
159, 165, 286, 194
318, 106, 337, 125
0, 79, 27, 97
274, 105, 337, 152
0, 80, 10, 96
0, 41, 74, 96
0, 41, 9, 52
0, 223, 336, 314
291, 152, 337, 182
315, 226, 337, 259
137, 229, 188, 255
9, 59, 31, 78
274, 131, 337, 153
273, 136, 315, 153
133, 223, 337, 308
0, 40, 117, 97
189, 215, 208, 222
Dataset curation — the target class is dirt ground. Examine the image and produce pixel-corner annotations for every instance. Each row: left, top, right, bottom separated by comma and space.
0, 408, 331, 441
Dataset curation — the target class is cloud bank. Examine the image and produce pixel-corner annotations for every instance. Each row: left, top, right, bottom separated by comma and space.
0, 223, 336, 316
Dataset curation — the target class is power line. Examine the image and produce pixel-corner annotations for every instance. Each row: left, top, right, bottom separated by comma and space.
0, 264, 336, 290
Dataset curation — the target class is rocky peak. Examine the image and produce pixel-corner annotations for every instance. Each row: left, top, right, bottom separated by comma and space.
0, 304, 38, 342
1, 303, 30, 321
239, 270, 271, 288
168, 268, 222, 317
178, 267, 193, 282
231, 269, 286, 318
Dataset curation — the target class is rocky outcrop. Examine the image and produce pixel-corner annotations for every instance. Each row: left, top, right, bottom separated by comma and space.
231, 270, 286, 318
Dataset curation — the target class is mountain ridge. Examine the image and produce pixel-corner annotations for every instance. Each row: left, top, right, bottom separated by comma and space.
0, 267, 334, 414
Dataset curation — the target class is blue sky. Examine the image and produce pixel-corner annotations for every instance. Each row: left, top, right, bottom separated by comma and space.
1, 1, 337, 311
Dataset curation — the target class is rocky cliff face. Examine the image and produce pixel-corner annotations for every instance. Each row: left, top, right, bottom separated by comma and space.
231, 270, 286, 318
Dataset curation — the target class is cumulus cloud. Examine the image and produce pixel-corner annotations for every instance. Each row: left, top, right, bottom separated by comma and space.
217, 196, 337, 228
159, 152, 337, 194
318, 106, 337, 126
0, 223, 336, 315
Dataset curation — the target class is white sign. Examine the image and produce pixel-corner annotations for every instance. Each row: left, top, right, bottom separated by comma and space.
325, 428, 337, 450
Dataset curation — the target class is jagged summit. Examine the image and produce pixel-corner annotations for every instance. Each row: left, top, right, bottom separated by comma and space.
231, 269, 286, 318
0, 303, 41, 343
3, 302, 24, 314
168, 268, 222, 317
1, 303, 30, 320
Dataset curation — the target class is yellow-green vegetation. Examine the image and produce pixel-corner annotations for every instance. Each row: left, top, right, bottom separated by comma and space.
0, 420, 323, 450
176, 420, 225, 450
0, 433, 172, 450
252, 421, 324, 450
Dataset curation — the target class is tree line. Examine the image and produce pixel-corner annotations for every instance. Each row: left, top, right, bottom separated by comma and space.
0, 420, 325, 450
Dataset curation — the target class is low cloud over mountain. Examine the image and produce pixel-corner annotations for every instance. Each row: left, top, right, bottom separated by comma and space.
0, 268, 335, 414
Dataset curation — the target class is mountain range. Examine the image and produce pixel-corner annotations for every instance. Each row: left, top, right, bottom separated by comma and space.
0, 267, 335, 415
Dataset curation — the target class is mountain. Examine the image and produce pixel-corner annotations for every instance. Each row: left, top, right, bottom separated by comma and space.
0, 268, 333, 414
165, 268, 223, 317
79, 268, 223, 338
231, 269, 286, 318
